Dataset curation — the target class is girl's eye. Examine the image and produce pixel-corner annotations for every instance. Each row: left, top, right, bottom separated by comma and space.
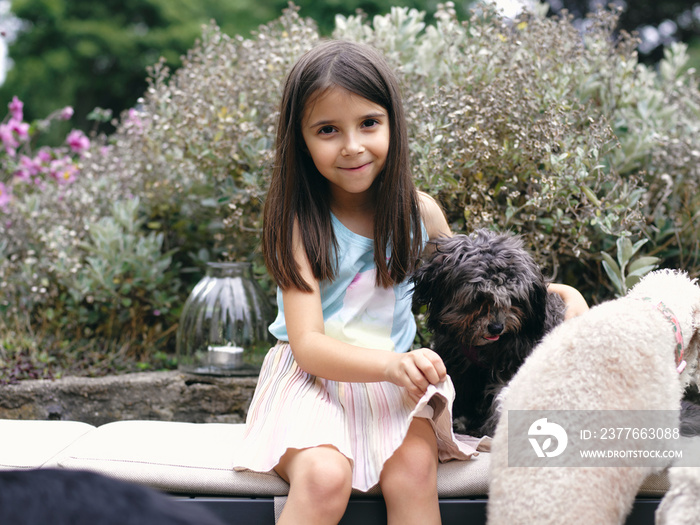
318, 125, 335, 135
362, 118, 379, 128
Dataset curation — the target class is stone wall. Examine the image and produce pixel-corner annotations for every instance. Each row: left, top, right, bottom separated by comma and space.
0, 371, 258, 426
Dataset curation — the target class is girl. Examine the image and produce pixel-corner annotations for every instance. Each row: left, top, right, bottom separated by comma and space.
235, 40, 587, 525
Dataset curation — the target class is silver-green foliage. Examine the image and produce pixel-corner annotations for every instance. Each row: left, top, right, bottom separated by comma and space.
334, 4, 645, 274
339, 3, 698, 282
601, 237, 660, 297
77, 198, 178, 316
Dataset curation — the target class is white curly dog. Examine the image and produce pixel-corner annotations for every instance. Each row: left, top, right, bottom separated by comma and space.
488, 270, 700, 525
656, 466, 700, 524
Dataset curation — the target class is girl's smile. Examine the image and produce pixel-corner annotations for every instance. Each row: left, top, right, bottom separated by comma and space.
339, 162, 371, 172
302, 86, 390, 205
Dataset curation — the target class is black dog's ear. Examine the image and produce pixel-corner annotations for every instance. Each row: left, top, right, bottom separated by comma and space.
543, 284, 566, 332
519, 278, 549, 338
528, 279, 548, 318
523, 279, 565, 339
411, 251, 447, 307
411, 262, 437, 308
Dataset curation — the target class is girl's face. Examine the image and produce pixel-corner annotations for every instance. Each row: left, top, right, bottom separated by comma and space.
301, 86, 390, 206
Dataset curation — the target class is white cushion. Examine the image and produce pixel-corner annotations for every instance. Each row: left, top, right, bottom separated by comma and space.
639, 471, 671, 497
437, 452, 491, 497
56, 420, 289, 496
0, 419, 95, 469
0, 419, 668, 498
54, 420, 493, 497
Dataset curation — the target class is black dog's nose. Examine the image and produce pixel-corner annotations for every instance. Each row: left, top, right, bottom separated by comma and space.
487, 323, 504, 335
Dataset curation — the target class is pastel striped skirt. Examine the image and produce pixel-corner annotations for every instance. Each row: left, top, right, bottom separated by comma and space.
234, 343, 480, 492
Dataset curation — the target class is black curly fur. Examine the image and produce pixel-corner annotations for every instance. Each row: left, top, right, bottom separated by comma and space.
412, 230, 565, 437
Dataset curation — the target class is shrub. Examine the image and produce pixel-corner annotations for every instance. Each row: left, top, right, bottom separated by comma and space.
1, 3, 699, 376
0, 101, 179, 373
0, 99, 93, 322
335, 4, 646, 293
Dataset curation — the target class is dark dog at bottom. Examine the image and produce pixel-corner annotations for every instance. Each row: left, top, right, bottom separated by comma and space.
412, 230, 565, 437
0, 468, 224, 525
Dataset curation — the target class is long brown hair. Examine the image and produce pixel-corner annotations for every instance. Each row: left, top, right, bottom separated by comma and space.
262, 40, 422, 292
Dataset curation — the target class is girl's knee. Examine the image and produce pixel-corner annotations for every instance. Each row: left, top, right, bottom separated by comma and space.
304, 452, 353, 496
380, 420, 439, 498
382, 448, 437, 496
282, 447, 353, 512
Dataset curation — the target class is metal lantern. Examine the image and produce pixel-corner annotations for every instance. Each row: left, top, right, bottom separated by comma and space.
176, 262, 274, 376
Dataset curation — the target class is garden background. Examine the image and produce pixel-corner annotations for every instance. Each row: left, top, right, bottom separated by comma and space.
1, 0, 700, 382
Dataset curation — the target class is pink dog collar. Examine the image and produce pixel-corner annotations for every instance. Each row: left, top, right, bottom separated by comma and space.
641, 297, 686, 374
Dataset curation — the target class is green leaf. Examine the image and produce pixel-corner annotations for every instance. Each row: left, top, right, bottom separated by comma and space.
581, 185, 601, 207
630, 239, 649, 257
626, 265, 658, 279
616, 237, 634, 269
601, 253, 624, 294
627, 256, 659, 276
625, 274, 643, 290
600, 252, 620, 276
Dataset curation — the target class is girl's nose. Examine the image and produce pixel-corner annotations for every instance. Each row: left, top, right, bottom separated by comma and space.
341, 134, 365, 156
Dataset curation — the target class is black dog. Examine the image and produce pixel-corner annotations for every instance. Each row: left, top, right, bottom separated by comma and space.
412, 230, 565, 437
0, 468, 225, 525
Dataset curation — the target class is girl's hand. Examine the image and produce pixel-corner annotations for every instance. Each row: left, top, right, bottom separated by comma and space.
547, 283, 589, 320
385, 348, 447, 402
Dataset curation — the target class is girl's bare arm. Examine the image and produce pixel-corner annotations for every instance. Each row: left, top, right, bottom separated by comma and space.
282, 220, 445, 400
547, 282, 589, 319
418, 191, 452, 241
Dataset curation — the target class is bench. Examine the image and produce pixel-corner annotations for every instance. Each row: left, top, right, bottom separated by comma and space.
0, 419, 668, 524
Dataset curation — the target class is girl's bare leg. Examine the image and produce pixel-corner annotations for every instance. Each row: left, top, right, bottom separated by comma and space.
380, 417, 441, 525
275, 445, 353, 525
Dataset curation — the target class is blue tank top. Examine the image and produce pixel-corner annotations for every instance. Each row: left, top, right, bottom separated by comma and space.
268, 214, 425, 353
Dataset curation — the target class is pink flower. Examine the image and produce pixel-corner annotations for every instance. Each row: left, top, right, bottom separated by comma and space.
14, 169, 30, 182
66, 129, 90, 153
9, 118, 29, 141
50, 156, 78, 184
36, 148, 53, 163
126, 108, 144, 133
15, 163, 32, 182
60, 106, 74, 120
57, 164, 78, 184
0, 118, 29, 156
23, 155, 42, 173
0, 182, 11, 210
8, 96, 23, 121
14, 155, 39, 181
0, 123, 18, 156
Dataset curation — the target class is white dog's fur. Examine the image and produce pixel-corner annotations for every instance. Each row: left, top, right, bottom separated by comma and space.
656, 466, 700, 524
488, 270, 700, 525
